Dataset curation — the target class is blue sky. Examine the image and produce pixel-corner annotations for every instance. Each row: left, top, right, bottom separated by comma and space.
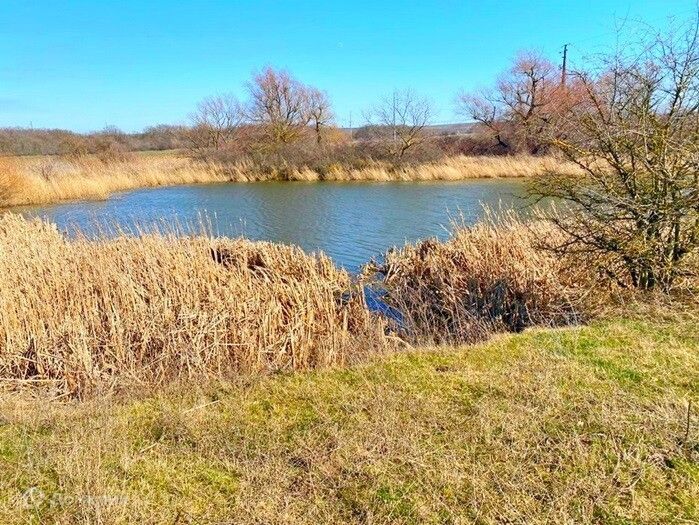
0, 0, 692, 132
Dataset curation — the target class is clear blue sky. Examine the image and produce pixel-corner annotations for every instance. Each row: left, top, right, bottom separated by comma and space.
0, 0, 692, 132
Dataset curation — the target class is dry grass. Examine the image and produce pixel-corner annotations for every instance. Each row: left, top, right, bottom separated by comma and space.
0, 214, 386, 396
318, 155, 573, 182
0, 152, 573, 207
0, 152, 230, 207
0, 310, 696, 524
367, 212, 601, 344
204, 154, 574, 182
0, 211, 611, 397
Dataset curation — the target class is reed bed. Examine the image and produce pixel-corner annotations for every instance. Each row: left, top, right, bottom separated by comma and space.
0, 152, 571, 208
0, 214, 385, 396
367, 212, 597, 344
0, 211, 605, 397
0, 153, 229, 207
203, 154, 573, 182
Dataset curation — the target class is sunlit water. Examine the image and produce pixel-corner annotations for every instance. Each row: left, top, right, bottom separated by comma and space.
12, 179, 530, 270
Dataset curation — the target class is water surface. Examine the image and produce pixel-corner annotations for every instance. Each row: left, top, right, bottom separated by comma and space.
15, 180, 529, 270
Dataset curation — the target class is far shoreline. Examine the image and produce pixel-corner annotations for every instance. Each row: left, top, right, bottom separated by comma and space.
0, 151, 571, 209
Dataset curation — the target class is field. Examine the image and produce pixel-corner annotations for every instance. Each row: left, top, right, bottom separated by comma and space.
0, 309, 697, 524
0, 152, 571, 207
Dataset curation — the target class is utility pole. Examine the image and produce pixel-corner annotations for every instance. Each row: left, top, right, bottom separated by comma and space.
392, 90, 397, 148
561, 43, 569, 86
348, 111, 352, 138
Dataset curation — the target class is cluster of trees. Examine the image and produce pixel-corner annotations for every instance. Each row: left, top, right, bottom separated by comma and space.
0, 125, 191, 157
187, 18, 698, 292
186, 67, 441, 166
458, 51, 582, 155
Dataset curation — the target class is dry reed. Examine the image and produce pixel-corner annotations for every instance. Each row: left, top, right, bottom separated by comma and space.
0, 153, 230, 207
367, 211, 596, 344
0, 152, 573, 208
0, 214, 385, 396
0, 211, 607, 397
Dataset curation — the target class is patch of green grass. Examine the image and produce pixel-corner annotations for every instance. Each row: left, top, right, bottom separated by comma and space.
0, 311, 697, 523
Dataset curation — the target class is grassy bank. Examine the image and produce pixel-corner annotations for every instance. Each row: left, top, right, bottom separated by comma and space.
0, 151, 570, 207
0, 311, 696, 523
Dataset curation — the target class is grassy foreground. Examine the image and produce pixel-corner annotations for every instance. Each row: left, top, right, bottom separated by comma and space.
1, 152, 569, 207
1, 311, 697, 524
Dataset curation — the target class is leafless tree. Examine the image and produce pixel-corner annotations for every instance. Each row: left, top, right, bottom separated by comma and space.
457, 51, 573, 154
246, 67, 313, 146
188, 94, 244, 151
366, 89, 434, 159
307, 88, 334, 145
531, 15, 699, 290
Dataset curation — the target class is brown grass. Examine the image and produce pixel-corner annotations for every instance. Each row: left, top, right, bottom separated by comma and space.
0, 152, 574, 207
0, 211, 607, 397
0, 214, 386, 396
0, 153, 229, 207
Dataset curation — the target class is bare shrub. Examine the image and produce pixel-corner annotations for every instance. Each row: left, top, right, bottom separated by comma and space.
94, 139, 134, 164
364, 89, 434, 159
457, 51, 581, 154
531, 16, 699, 291
188, 94, 244, 153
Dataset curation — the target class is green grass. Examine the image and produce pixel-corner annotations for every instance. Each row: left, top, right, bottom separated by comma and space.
0, 311, 697, 524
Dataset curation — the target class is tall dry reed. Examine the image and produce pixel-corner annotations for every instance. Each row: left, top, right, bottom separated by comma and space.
0, 211, 606, 397
1, 152, 573, 208
0, 153, 231, 207
0, 214, 385, 396
366, 212, 596, 344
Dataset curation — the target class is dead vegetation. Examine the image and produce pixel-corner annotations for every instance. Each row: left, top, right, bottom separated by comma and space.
0, 209, 612, 397
366, 211, 604, 344
0, 214, 385, 396
0, 152, 570, 208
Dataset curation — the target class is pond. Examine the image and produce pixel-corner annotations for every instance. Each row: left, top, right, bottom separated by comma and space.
13, 179, 530, 270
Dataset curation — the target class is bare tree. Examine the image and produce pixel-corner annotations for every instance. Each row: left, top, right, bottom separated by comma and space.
188, 94, 244, 151
367, 89, 433, 159
307, 88, 334, 145
531, 16, 699, 290
457, 51, 572, 154
246, 67, 313, 146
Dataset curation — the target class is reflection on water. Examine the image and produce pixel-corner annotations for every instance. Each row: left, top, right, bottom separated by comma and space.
13, 180, 530, 270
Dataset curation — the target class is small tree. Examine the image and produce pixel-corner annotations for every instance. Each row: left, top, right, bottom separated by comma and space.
307, 88, 334, 146
366, 89, 433, 159
189, 94, 243, 151
246, 67, 313, 146
531, 17, 699, 290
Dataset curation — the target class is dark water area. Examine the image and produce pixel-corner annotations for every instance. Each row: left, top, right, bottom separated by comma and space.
13, 179, 531, 271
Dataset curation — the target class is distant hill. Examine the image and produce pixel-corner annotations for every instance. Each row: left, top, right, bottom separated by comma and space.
342, 122, 477, 137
